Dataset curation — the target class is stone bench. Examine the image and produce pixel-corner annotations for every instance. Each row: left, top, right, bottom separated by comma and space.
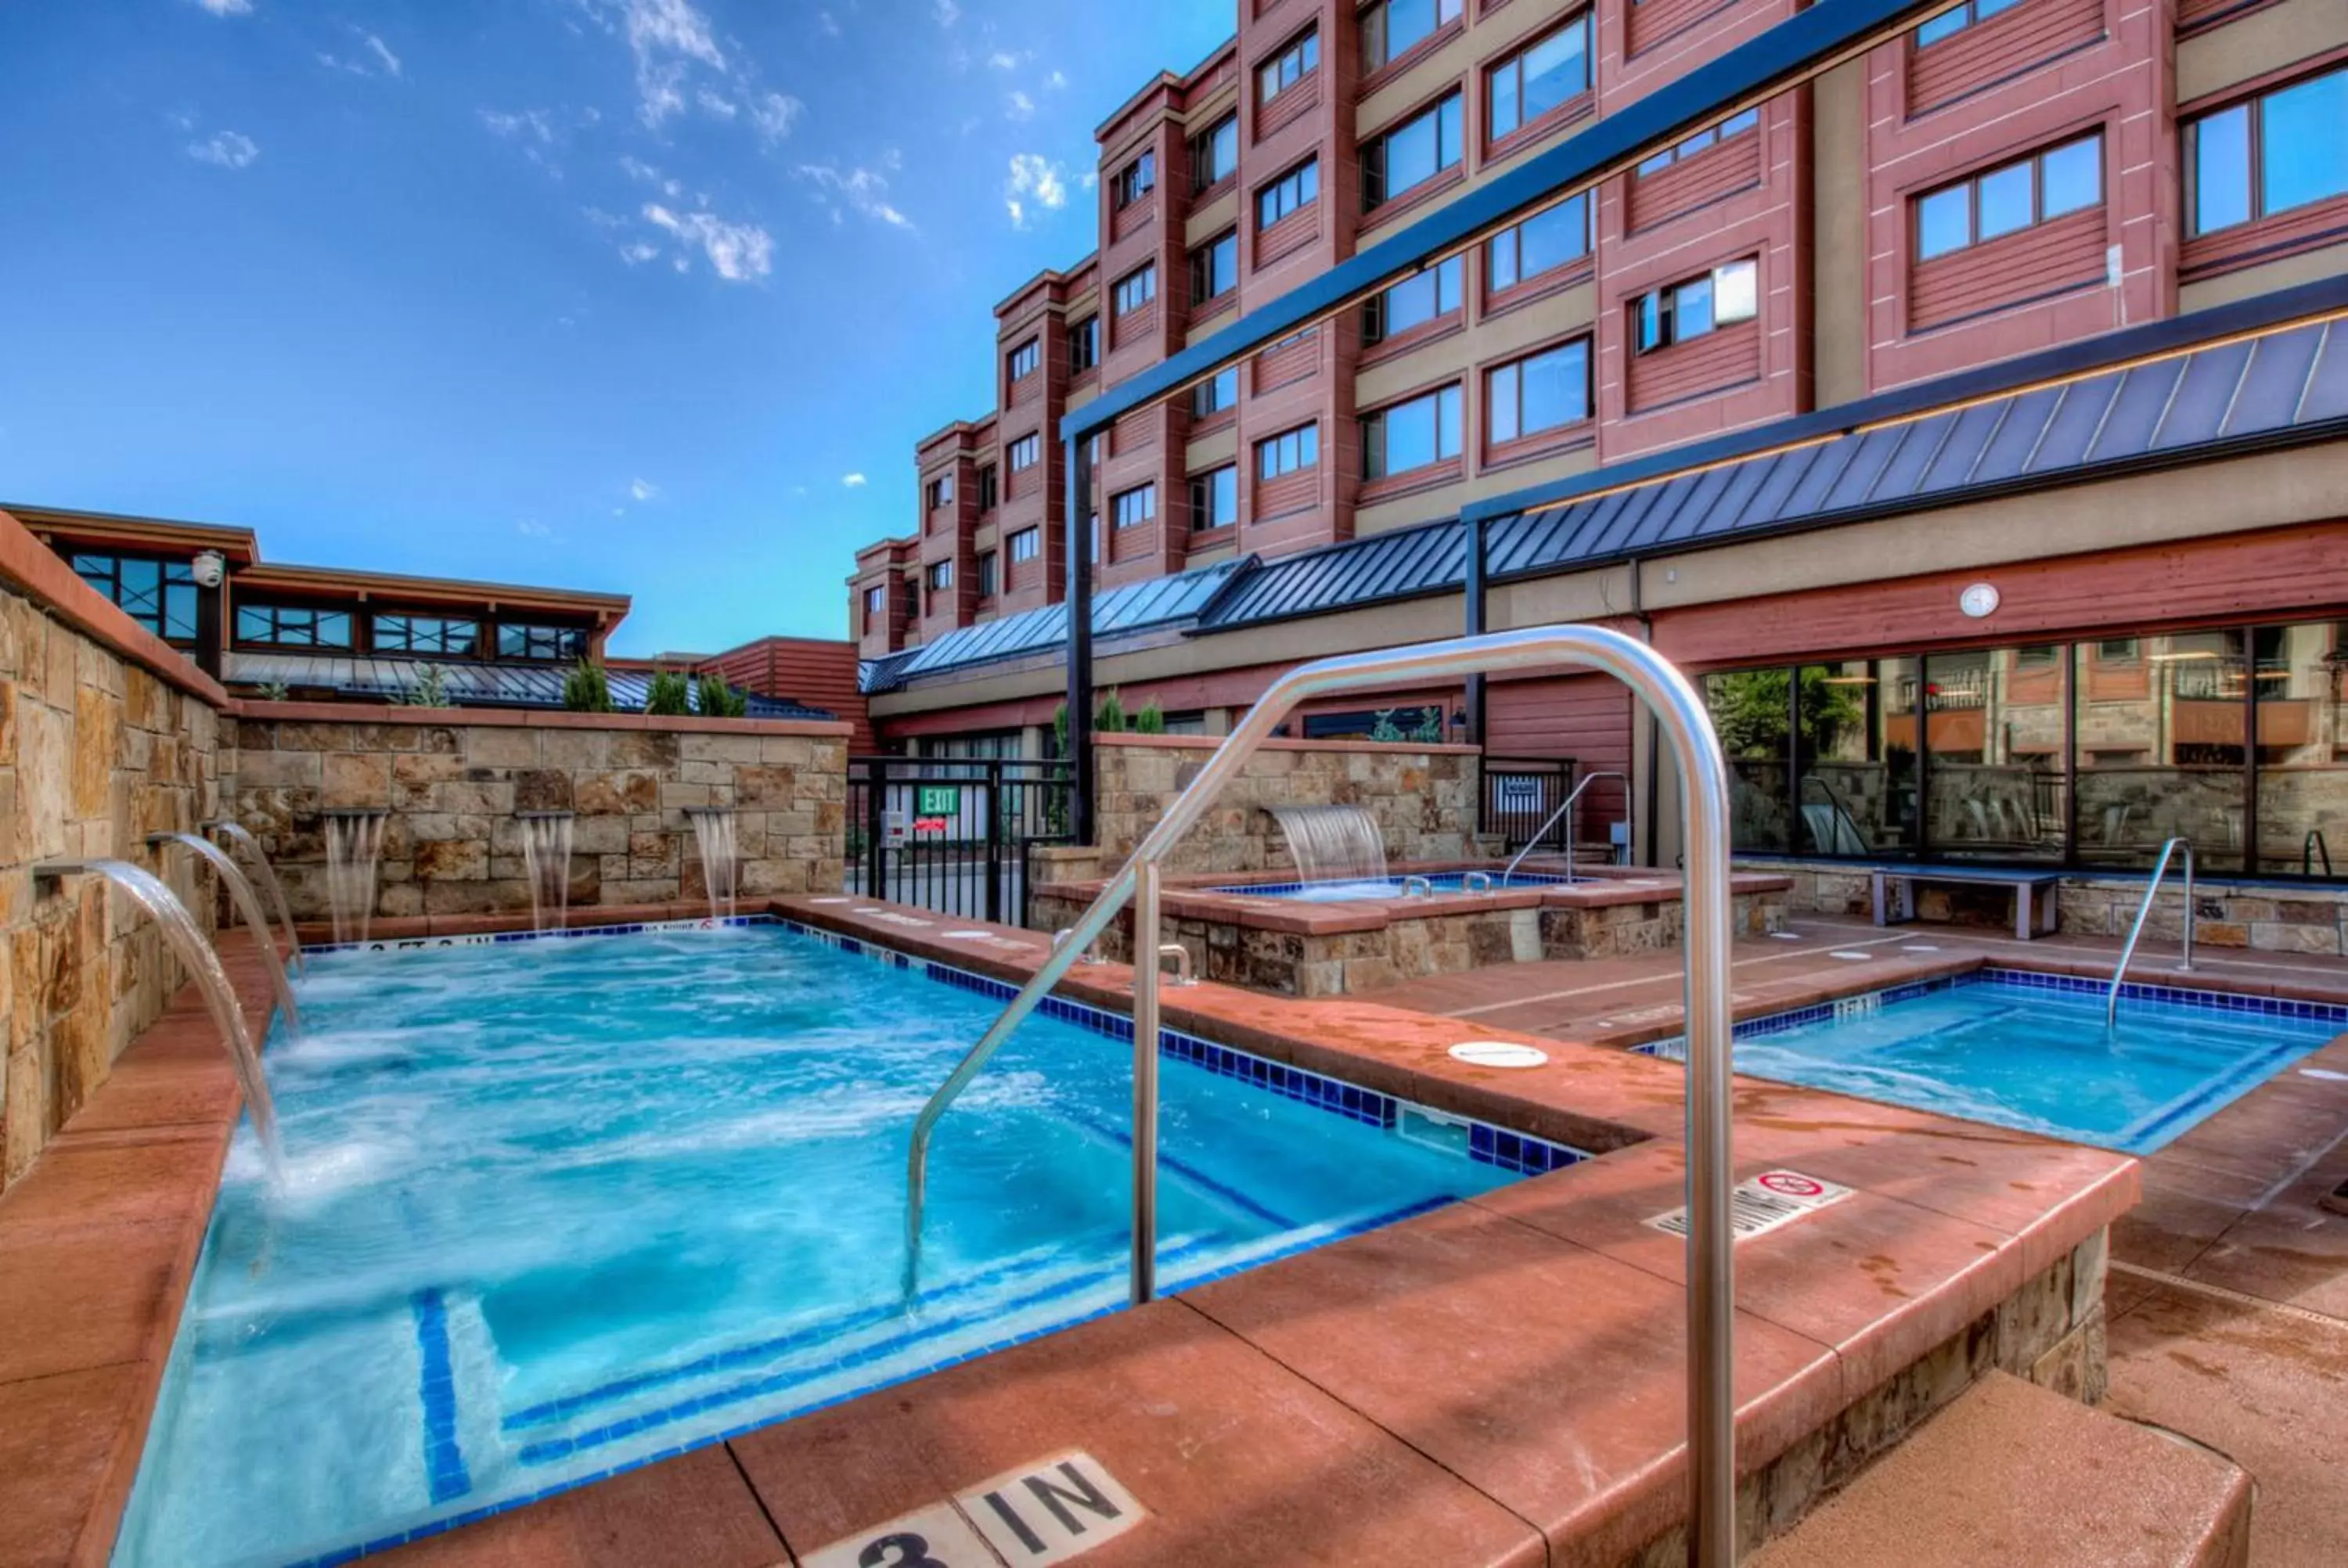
1871, 863, 2064, 941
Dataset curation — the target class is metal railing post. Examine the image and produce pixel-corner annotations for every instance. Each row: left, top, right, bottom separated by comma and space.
1131, 861, 1161, 1306
2107, 836, 2195, 1024
1504, 770, 1630, 885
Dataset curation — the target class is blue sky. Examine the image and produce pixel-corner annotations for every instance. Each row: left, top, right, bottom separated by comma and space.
0, 0, 1233, 654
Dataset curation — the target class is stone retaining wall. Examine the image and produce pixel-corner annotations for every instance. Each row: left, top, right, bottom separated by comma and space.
229, 705, 852, 921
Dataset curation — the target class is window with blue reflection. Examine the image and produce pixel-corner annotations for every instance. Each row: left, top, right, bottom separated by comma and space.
2184, 66, 2346, 237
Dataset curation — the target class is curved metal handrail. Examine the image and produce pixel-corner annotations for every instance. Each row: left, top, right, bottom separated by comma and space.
1503, 768, 1630, 885
2107, 836, 2195, 1026
2307, 829, 2332, 879
903, 624, 1739, 1567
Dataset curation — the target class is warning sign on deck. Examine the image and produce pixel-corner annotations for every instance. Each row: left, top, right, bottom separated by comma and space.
1645, 1169, 1854, 1241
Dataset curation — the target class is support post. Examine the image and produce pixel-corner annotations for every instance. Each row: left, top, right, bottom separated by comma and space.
1130, 860, 1161, 1306
1463, 513, 1489, 746
1065, 430, 1096, 848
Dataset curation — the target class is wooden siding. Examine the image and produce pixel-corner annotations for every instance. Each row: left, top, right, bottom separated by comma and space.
1627, 132, 1762, 232
1112, 297, 1158, 351
1487, 675, 1636, 841
1253, 326, 1320, 392
1910, 207, 2105, 332
1628, 0, 1743, 56
2181, 192, 2348, 282
1907, 0, 2104, 117
1626, 317, 1761, 412
699, 637, 872, 750
1255, 204, 1320, 268
1254, 463, 1320, 520
1256, 74, 1320, 141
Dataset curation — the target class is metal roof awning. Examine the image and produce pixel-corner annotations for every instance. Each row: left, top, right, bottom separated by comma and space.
1193, 518, 1466, 631
225, 652, 836, 721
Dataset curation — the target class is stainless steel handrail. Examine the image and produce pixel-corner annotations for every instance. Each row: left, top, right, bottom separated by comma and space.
2307, 829, 2332, 878
902, 624, 1739, 1567
2107, 836, 2195, 1026
1503, 768, 1630, 885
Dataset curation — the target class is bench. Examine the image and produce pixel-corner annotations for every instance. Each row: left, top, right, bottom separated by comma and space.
1871, 862, 2063, 941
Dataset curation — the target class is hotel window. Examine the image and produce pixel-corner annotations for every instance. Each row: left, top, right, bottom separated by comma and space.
1190, 231, 1238, 306
1635, 109, 1759, 176
1631, 258, 1759, 353
1361, 255, 1461, 346
1487, 340, 1591, 443
2185, 67, 2348, 238
1361, 0, 1461, 72
1112, 263, 1158, 316
1189, 465, 1238, 530
1915, 133, 2102, 259
1360, 384, 1461, 481
374, 613, 479, 656
1486, 192, 1590, 290
1256, 423, 1320, 480
927, 473, 954, 509
236, 604, 352, 649
863, 584, 885, 625
976, 551, 998, 599
1111, 484, 1157, 529
1007, 527, 1041, 563
1191, 366, 1239, 418
1259, 27, 1319, 103
1362, 92, 1464, 212
1007, 336, 1039, 381
1487, 15, 1591, 141
70, 554, 199, 643
1190, 113, 1239, 191
496, 624, 586, 661
977, 464, 998, 512
926, 559, 953, 592
1068, 315, 1099, 374
1112, 150, 1155, 209
1257, 158, 1320, 230
1916, 0, 2023, 47
1007, 433, 1040, 472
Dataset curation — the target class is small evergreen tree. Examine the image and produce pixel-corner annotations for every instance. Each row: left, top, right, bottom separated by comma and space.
562, 660, 615, 713
644, 667, 693, 716
696, 674, 748, 718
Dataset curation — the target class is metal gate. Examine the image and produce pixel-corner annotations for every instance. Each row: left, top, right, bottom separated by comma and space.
1480, 756, 1576, 852
847, 757, 1073, 926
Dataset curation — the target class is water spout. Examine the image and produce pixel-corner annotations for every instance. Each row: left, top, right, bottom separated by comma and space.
683, 806, 740, 922
202, 820, 304, 974
34, 858, 281, 1177
148, 833, 301, 1036
517, 812, 575, 934
322, 809, 388, 948
1267, 804, 1388, 884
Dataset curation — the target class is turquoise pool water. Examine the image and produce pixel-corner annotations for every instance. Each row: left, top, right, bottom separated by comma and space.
1642, 969, 2344, 1153
1212, 870, 1597, 901
117, 922, 1559, 1568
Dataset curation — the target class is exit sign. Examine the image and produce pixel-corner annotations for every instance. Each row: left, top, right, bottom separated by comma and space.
916, 785, 962, 815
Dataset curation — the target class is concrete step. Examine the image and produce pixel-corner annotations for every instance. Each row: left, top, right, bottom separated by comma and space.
1752, 1372, 2252, 1568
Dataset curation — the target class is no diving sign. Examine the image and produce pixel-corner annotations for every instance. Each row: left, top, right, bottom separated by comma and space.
1646, 1169, 1854, 1241
802, 1451, 1145, 1568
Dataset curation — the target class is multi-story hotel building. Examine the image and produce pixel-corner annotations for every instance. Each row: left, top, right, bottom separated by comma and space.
848, 0, 2348, 882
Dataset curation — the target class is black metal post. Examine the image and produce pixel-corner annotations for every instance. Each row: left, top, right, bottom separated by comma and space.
984, 759, 1004, 924
1065, 430, 1095, 847
1463, 514, 1488, 745
865, 757, 887, 901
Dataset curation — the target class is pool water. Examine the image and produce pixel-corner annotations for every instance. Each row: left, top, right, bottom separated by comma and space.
118, 923, 1557, 1568
1644, 970, 2344, 1153
1214, 870, 1596, 901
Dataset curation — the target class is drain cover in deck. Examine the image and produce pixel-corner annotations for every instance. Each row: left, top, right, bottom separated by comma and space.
1448, 1041, 1549, 1069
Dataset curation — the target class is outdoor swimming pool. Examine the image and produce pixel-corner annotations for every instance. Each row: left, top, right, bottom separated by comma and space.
1640, 969, 2346, 1153
116, 919, 1572, 1568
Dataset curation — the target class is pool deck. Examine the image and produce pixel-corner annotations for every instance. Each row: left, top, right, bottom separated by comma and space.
5, 899, 2342, 1566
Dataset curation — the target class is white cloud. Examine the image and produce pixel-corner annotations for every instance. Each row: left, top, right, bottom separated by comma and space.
932, 0, 961, 25
193, 0, 252, 15
816, 10, 841, 37
628, 477, 660, 501
750, 92, 803, 142
321, 33, 404, 79
618, 240, 661, 264
1003, 153, 1067, 228
517, 520, 553, 538
985, 50, 1023, 70
186, 130, 259, 169
619, 154, 682, 196
1046, 69, 1068, 90
643, 202, 774, 280
794, 161, 914, 231
582, 0, 726, 126
481, 108, 556, 142
366, 34, 403, 76
697, 88, 737, 118
1006, 90, 1035, 120
842, 473, 868, 487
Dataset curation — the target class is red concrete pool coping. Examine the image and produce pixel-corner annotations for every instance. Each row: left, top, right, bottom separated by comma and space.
0, 898, 2149, 1567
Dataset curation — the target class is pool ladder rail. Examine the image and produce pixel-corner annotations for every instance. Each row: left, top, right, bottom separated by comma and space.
902, 624, 1743, 1568
2106, 836, 2195, 1027
1503, 770, 1631, 886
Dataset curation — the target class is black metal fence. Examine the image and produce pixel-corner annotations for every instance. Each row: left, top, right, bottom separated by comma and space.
848, 757, 1073, 926
1480, 756, 1576, 853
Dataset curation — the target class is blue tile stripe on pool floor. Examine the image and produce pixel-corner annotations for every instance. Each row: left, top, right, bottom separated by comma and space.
409, 1289, 471, 1505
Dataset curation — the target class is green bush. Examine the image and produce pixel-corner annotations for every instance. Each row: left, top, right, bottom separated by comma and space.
562, 660, 614, 713
644, 667, 692, 716
1133, 702, 1166, 735
395, 665, 451, 708
696, 674, 748, 718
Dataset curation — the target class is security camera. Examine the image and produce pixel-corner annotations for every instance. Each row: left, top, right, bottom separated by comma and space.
191, 551, 225, 588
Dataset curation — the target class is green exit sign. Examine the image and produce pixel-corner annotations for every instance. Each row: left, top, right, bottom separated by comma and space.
916, 785, 962, 815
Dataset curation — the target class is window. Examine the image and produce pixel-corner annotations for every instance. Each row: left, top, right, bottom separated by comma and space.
1259, 27, 1319, 103
1112, 150, 1155, 209
1631, 258, 1759, 353
977, 552, 999, 599
1362, 255, 1462, 346
1190, 113, 1239, 191
1113, 263, 1158, 316
1068, 315, 1099, 374
1487, 16, 1591, 140
373, 614, 478, 656
496, 624, 586, 661
1191, 366, 1240, 418
1007, 336, 1039, 381
1112, 484, 1157, 529
1362, 92, 1464, 211
1635, 109, 1759, 176
1361, 384, 1462, 480
1008, 527, 1041, 563
927, 473, 954, 509
1916, 0, 2023, 47
1007, 433, 1040, 472
1915, 132, 2102, 259
1486, 192, 1590, 290
1487, 340, 1592, 444
2185, 67, 2348, 238
927, 560, 953, 592
1255, 423, 1320, 480
1362, 0, 1461, 72
864, 584, 885, 625
1189, 465, 1238, 530
235, 604, 351, 648
1257, 157, 1320, 228
978, 465, 999, 512
1190, 231, 1238, 306
70, 554, 200, 643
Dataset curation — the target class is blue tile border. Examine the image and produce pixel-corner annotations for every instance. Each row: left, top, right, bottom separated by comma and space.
302, 913, 772, 957
409, 1289, 471, 1506
1207, 872, 1576, 897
